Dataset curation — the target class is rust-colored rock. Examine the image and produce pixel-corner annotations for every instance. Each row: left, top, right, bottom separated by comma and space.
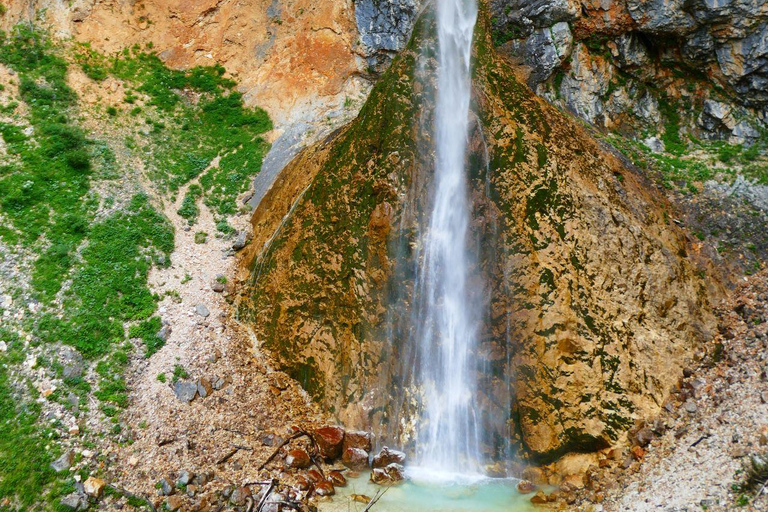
370, 463, 405, 485
530, 491, 549, 504
327, 470, 347, 487
166, 495, 184, 512
312, 426, 345, 460
315, 480, 335, 496
372, 447, 406, 469
517, 479, 537, 494
295, 475, 312, 491
343, 430, 373, 453
631, 446, 646, 460
307, 469, 324, 483
342, 447, 370, 470
285, 448, 311, 469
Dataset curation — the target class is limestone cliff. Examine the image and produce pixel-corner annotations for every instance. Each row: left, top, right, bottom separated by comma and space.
239, 7, 719, 465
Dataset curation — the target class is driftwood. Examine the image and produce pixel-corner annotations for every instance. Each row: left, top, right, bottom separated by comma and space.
106, 483, 157, 512
363, 487, 389, 512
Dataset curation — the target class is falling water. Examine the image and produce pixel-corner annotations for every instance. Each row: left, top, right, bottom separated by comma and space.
413, 0, 479, 472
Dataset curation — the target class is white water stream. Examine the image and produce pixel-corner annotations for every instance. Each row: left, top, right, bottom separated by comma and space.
413, 0, 480, 472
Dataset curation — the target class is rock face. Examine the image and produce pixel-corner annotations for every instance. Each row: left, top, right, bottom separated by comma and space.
491, 0, 768, 138
355, 0, 421, 70
241, 8, 718, 465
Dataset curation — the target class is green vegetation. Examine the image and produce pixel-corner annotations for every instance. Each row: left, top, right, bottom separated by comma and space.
178, 183, 202, 224
734, 454, 768, 504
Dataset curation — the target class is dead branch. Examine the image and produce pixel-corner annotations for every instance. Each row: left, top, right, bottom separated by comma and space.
256, 479, 278, 512
363, 487, 389, 512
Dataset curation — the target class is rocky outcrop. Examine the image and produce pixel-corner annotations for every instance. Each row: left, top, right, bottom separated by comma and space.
491, 0, 768, 139
355, 0, 422, 70
240, 8, 718, 466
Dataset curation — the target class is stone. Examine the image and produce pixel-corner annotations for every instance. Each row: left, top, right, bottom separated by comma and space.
516, 22, 573, 86
530, 490, 549, 504
313, 426, 345, 460
643, 137, 665, 154
197, 378, 213, 398
60, 493, 88, 511
635, 427, 655, 447
156, 324, 172, 342
166, 495, 184, 511
684, 400, 698, 413
232, 231, 249, 251
212, 376, 226, 390
195, 304, 210, 318
230, 486, 251, 506
285, 448, 311, 469
370, 463, 405, 485
342, 447, 370, 470
626, 0, 696, 35
159, 478, 174, 496
307, 468, 324, 482
174, 380, 198, 403
60, 347, 84, 380
517, 479, 537, 494
176, 470, 193, 488
83, 476, 106, 497
315, 480, 335, 496
51, 450, 74, 472
327, 470, 347, 487
372, 446, 406, 468
354, 0, 419, 69
295, 475, 311, 491
0, 341, 6, 352
631, 446, 645, 459
212, 276, 226, 293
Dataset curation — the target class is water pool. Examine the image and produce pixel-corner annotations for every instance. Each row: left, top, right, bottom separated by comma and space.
317, 467, 536, 512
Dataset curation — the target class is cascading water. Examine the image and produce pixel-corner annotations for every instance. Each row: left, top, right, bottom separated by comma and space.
412, 0, 480, 472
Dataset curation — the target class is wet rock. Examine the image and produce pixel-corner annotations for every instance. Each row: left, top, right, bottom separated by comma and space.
60, 493, 88, 511
51, 450, 74, 472
372, 446, 406, 468
343, 430, 373, 452
307, 468, 324, 483
195, 304, 210, 318
174, 380, 198, 403
315, 480, 335, 496
327, 470, 347, 487
295, 475, 312, 491
530, 490, 549, 504
342, 447, 370, 470
517, 479, 537, 494
83, 476, 106, 497
313, 426, 345, 460
285, 448, 311, 469
197, 377, 213, 398
368, 462, 404, 485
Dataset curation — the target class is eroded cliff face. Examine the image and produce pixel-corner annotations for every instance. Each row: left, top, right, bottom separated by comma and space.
240, 8, 720, 465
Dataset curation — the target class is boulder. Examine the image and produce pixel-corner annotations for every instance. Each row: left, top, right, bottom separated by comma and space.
312, 426, 345, 460
166, 495, 184, 511
158, 478, 174, 496
176, 470, 193, 488
83, 476, 106, 497
342, 447, 370, 470
370, 463, 405, 485
372, 446, 406, 468
343, 430, 373, 452
517, 479, 537, 494
307, 469, 324, 482
530, 490, 549, 504
156, 324, 172, 342
285, 448, 311, 469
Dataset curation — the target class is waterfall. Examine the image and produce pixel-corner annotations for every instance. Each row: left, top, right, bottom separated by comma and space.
413, 0, 479, 472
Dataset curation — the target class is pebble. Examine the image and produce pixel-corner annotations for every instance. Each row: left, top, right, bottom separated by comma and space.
683, 400, 698, 413
195, 304, 210, 317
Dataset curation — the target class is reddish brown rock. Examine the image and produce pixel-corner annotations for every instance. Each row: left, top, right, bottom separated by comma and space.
313, 426, 345, 460
517, 479, 536, 494
327, 470, 347, 487
315, 481, 335, 496
370, 463, 405, 485
530, 491, 549, 504
285, 448, 311, 469
631, 446, 645, 460
342, 447, 369, 470
371, 447, 406, 468
342, 430, 373, 453
307, 469, 324, 483
166, 495, 184, 511
295, 475, 312, 491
